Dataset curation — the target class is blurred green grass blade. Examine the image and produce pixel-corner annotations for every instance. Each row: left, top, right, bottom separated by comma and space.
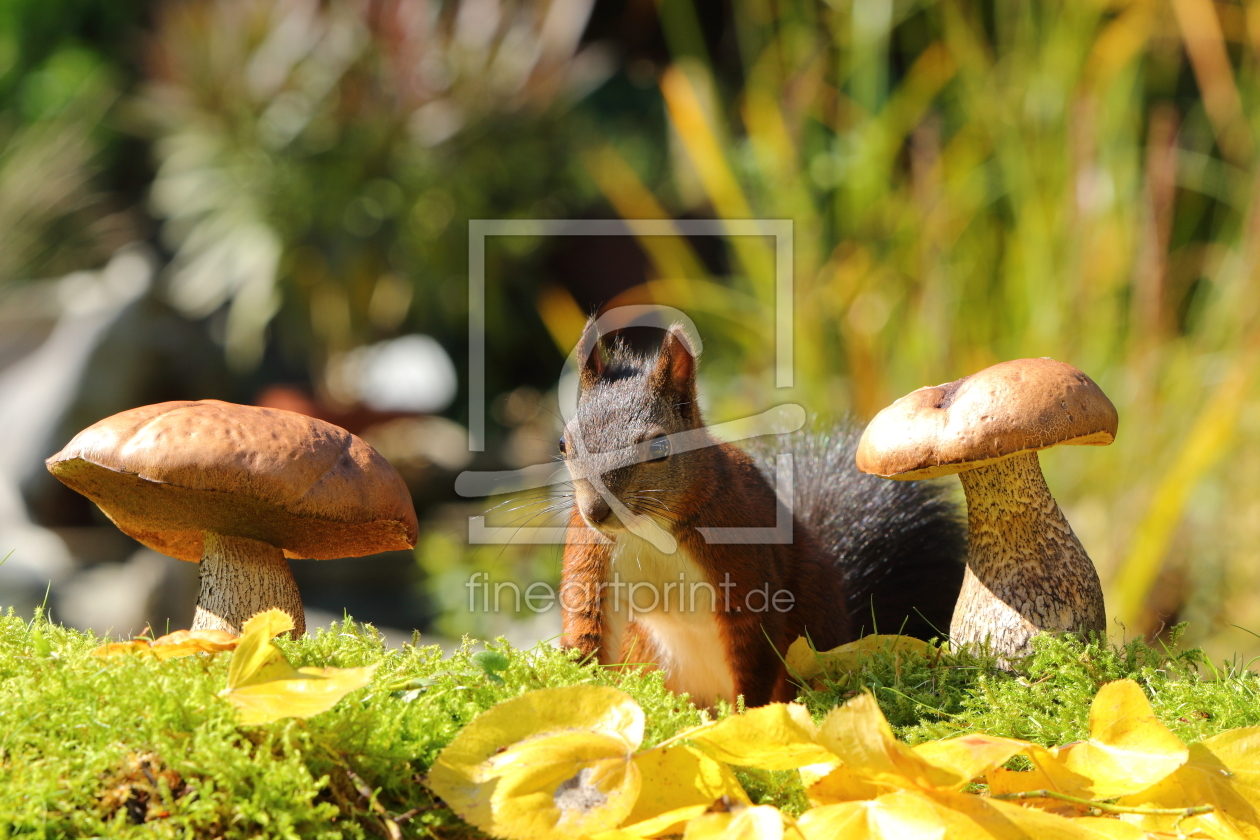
660, 62, 777, 295
1112, 355, 1258, 631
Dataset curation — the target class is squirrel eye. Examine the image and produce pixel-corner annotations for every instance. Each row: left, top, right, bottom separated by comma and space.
647, 436, 671, 462
558, 435, 567, 455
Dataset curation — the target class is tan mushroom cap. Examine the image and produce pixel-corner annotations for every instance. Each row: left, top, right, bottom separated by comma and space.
856, 358, 1118, 480
46, 400, 419, 561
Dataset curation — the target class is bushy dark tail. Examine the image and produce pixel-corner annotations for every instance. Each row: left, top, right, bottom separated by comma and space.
746, 426, 967, 642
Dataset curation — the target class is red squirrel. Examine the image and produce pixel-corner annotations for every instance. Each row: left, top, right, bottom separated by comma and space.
559, 322, 966, 707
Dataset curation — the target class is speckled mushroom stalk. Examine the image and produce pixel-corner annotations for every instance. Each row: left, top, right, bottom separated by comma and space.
952, 450, 1105, 654
856, 357, 1118, 660
192, 533, 306, 636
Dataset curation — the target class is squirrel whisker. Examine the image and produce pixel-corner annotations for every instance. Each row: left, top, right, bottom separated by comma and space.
483, 486, 575, 528
490, 496, 570, 516
624, 495, 679, 525
490, 503, 574, 535
626, 495, 675, 513
482, 486, 560, 508
482, 493, 572, 519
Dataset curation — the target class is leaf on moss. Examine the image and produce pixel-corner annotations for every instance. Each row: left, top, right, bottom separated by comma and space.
1055, 679, 1188, 798
815, 693, 922, 787
150, 629, 240, 659
680, 801, 801, 840
801, 693, 1145, 837
919, 788, 1126, 840
797, 790, 945, 840
816, 693, 1023, 792
92, 628, 239, 659
624, 743, 748, 833
1071, 818, 1168, 839
986, 742, 1095, 814
225, 609, 298, 687
595, 804, 710, 838
911, 734, 1029, 790
682, 703, 836, 770
218, 609, 377, 725
1118, 725, 1260, 840
426, 685, 644, 840
785, 635, 932, 684
987, 680, 1189, 809
807, 763, 887, 806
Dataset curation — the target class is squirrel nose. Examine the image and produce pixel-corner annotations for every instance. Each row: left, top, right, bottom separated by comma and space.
583, 496, 612, 525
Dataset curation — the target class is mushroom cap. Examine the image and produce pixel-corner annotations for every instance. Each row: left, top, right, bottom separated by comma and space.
46, 400, 419, 561
856, 358, 1118, 480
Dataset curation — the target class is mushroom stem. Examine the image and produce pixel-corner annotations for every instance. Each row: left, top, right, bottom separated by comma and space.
191, 532, 306, 636
952, 451, 1105, 657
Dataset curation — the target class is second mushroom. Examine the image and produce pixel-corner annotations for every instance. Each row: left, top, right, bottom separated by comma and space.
856, 358, 1117, 658
46, 400, 418, 636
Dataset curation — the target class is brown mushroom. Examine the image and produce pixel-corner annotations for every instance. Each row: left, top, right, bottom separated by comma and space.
46, 400, 418, 636
856, 358, 1116, 658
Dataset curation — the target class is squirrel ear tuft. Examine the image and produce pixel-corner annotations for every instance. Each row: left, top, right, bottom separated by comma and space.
575, 319, 604, 390
651, 323, 699, 395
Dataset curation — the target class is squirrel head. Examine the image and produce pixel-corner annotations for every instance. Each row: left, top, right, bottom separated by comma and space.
562, 320, 708, 533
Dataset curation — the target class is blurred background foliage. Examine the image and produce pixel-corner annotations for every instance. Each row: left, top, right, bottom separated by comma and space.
0, 0, 144, 283
2, 0, 1260, 665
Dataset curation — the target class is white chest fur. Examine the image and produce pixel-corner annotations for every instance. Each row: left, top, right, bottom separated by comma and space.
603, 533, 736, 708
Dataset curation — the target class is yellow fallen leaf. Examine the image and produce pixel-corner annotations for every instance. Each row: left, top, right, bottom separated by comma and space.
682, 703, 836, 770
1072, 818, 1172, 839
226, 609, 299, 687
222, 663, 379, 725
797, 790, 946, 840
816, 693, 964, 791
91, 628, 239, 660
806, 763, 886, 806
1058, 680, 1188, 798
1136, 810, 1253, 840
987, 742, 1094, 813
681, 802, 800, 840
149, 629, 239, 660
919, 788, 1105, 840
601, 804, 709, 838
785, 635, 932, 684
483, 730, 640, 839
625, 743, 748, 833
805, 776, 1143, 840
589, 829, 669, 840
794, 683, 1218, 840
798, 760, 840, 789
427, 685, 645, 840
432, 684, 645, 782
1118, 726, 1260, 840
218, 609, 377, 725
911, 734, 1029, 790
813, 693, 1029, 796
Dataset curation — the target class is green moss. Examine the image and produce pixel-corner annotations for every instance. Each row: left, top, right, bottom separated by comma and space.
3, 613, 1258, 838
0, 610, 699, 838
799, 625, 1260, 747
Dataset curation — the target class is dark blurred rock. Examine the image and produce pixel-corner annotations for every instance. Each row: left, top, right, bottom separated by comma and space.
290, 549, 434, 634
0, 247, 158, 616
54, 548, 199, 639
24, 264, 232, 529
